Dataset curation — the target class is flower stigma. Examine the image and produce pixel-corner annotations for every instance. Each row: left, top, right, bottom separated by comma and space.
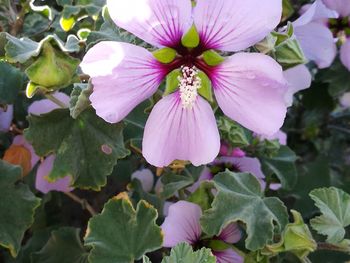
178, 66, 201, 109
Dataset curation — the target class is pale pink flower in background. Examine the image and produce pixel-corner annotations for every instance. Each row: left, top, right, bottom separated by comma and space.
340, 92, 350, 108
293, 0, 338, 68
131, 168, 154, 192
283, 65, 312, 106
28, 93, 73, 194
81, 0, 289, 167
161, 201, 243, 263
321, 0, 350, 71
0, 105, 13, 132
322, 0, 350, 18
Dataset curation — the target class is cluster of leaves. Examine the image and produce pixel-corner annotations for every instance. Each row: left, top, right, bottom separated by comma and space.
0, 0, 350, 263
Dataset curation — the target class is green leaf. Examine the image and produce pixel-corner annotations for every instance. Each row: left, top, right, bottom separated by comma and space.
0, 160, 41, 257
5, 34, 40, 63
310, 187, 350, 244
69, 83, 93, 119
259, 145, 298, 190
187, 181, 215, 211
181, 25, 200, 48
198, 71, 213, 102
5, 34, 80, 64
25, 41, 80, 90
32, 227, 88, 263
162, 243, 216, 263
85, 195, 163, 263
318, 60, 350, 97
0, 61, 24, 104
293, 155, 331, 214
202, 50, 225, 66
275, 38, 306, 69
160, 172, 194, 199
217, 116, 252, 148
153, 47, 177, 64
282, 0, 294, 21
201, 171, 288, 251
24, 108, 130, 190
130, 179, 163, 214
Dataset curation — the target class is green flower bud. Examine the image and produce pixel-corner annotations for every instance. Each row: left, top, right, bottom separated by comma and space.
25, 41, 80, 91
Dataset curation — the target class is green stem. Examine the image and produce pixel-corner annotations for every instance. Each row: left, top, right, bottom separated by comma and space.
45, 93, 68, 108
64, 192, 97, 216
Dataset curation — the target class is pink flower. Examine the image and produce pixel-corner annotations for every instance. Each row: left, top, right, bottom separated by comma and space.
81, 0, 288, 167
321, 0, 350, 71
340, 92, 350, 108
161, 201, 243, 263
293, 0, 338, 68
28, 92, 73, 194
322, 0, 350, 18
0, 105, 13, 132
131, 168, 154, 192
283, 65, 312, 106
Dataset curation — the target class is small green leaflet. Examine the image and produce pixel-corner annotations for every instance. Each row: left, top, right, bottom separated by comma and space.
0, 160, 41, 257
310, 187, 350, 244
85, 195, 163, 263
201, 171, 288, 251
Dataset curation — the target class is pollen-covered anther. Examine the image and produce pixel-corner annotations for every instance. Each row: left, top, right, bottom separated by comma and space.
178, 66, 201, 109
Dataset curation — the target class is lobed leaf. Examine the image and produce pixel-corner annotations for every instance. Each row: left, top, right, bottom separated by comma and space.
84, 195, 163, 263
201, 171, 288, 251
0, 160, 41, 257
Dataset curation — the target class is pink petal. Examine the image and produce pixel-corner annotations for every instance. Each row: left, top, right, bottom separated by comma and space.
211, 53, 288, 136
322, 0, 350, 17
341, 39, 350, 71
283, 65, 312, 106
35, 155, 73, 194
293, 0, 338, 27
0, 105, 13, 132
262, 130, 288, 146
163, 201, 173, 217
193, 0, 282, 52
81, 42, 165, 123
131, 168, 154, 192
294, 23, 336, 69
186, 167, 213, 193
161, 201, 202, 247
13, 135, 40, 167
212, 249, 243, 263
142, 92, 220, 167
28, 92, 70, 115
217, 223, 241, 244
218, 156, 265, 180
340, 92, 350, 108
106, 0, 192, 47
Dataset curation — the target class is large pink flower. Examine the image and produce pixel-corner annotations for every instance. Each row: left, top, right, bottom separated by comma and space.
81, 0, 288, 167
